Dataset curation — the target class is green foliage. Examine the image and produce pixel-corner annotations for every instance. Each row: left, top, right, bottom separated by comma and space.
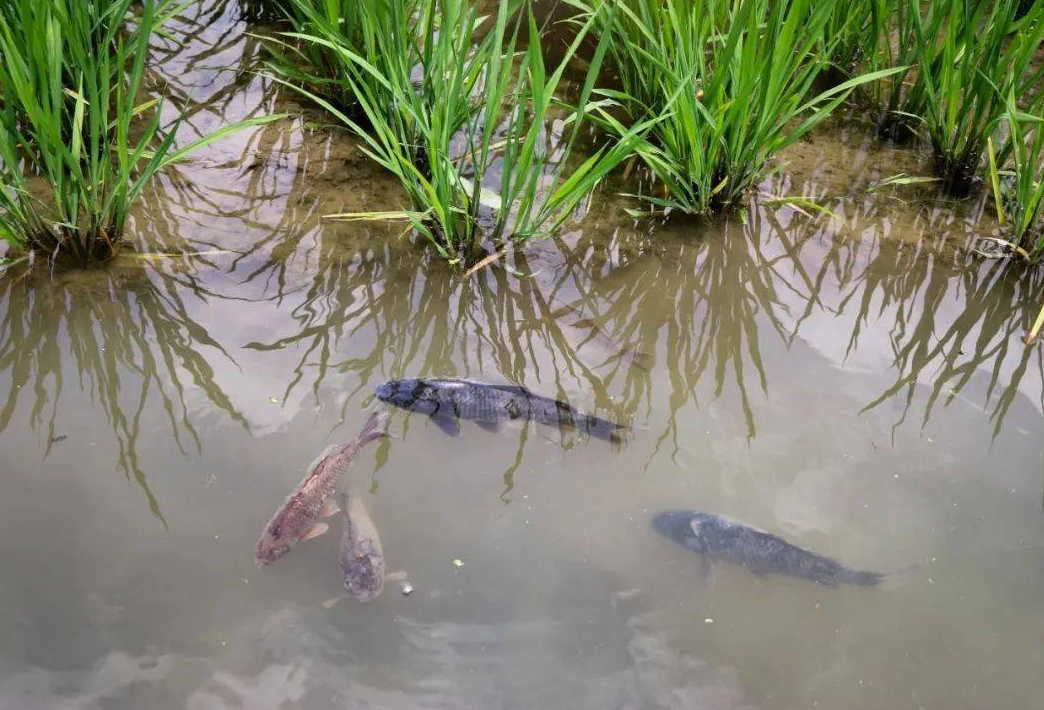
276, 0, 647, 260
912, 0, 1044, 194
269, 0, 415, 113
0, 0, 280, 262
569, 0, 899, 214
989, 97, 1044, 256
824, 0, 1044, 193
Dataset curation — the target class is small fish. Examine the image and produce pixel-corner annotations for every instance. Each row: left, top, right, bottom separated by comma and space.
339, 493, 386, 602
652, 510, 882, 587
374, 377, 628, 444
255, 410, 389, 568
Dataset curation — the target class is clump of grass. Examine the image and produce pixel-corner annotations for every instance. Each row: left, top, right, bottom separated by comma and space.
268, 0, 415, 114
821, 0, 877, 82
987, 99, 1044, 257
0, 0, 279, 262
276, 0, 648, 260
910, 0, 1044, 195
985, 94, 1044, 343
570, 0, 899, 215
853, 0, 948, 143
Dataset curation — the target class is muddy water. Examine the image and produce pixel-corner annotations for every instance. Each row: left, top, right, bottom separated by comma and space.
3, 3, 1044, 709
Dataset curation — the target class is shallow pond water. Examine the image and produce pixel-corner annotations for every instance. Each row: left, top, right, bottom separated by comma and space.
2, 3, 1044, 709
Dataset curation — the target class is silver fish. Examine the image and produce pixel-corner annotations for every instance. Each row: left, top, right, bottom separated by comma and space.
254, 410, 389, 568
374, 377, 628, 443
652, 510, 882, 587
340, 493, 386, 601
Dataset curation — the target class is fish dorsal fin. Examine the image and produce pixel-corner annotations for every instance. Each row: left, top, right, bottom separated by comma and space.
484, 382, 532, 397
302, 444, 346, 481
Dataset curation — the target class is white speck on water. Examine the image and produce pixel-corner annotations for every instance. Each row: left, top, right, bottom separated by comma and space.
453, 558, 464, 568
401, 582, 413, 596
214, 535, 220, 539
893, 474, 899, 479
269, 397, 279, 403
704, 618, 713, 624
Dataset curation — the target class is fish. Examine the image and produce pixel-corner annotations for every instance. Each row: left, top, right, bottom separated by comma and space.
652, 510, 883, 587
254, 409, 389, 568
323, 492, 409, 608
339, 492, 387, 602
374, 377, 628, 443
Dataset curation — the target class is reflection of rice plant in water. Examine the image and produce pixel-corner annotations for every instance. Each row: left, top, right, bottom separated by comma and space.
568, 0, 899, 215
0, 0, 280, 263
0, 260, 251, 525
272, 0, 650, 261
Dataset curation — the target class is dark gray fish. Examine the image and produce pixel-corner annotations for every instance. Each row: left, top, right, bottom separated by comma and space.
255, 410, 389, 568
374, 377, 628, 443
652, 510, 882, 587
339, 493, 386, 602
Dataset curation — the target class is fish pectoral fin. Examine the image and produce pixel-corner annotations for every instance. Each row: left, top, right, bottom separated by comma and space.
319, 499, 341, 518
475, 419, 501, 433
699, 552, 715, 587
302, 522, 329, 541
430, 412, 461, 437
322, 594, 346, 610
689, 534, 714, 587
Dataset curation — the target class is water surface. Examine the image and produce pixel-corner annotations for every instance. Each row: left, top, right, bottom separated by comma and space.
1, 3, 1043, 709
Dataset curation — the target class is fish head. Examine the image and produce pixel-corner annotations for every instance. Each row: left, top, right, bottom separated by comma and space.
652, 510, 701, 544
344, 556, 384, 601
374, 378, 438, 414
254, 528, 292, 568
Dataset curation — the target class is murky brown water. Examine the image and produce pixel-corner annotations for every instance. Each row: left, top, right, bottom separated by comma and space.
2, 3, 1044, 709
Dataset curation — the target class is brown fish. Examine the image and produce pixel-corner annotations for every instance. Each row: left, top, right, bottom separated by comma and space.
254, 409, 389, 568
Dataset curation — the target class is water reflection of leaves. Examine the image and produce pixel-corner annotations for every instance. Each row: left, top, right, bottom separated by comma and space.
243, 180, 1044, 466
0, 263, 249, 525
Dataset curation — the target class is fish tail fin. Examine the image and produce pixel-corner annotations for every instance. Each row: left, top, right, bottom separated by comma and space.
357, 408, 390, 446
608, 422, 632, 448
843, 569, 884, 587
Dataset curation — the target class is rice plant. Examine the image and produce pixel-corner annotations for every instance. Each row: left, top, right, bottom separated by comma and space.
275, 0, 649, 260
267, 0, 417, 114
910, 0, 1044, 195
821, 0, 877, 82
988, 97, 1044, 256
569, 0, 900, 215
0, 0, 278, 262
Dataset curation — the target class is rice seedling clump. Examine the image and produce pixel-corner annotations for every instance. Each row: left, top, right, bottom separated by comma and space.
568, 0, 898, 215
0, 0, 279, 263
